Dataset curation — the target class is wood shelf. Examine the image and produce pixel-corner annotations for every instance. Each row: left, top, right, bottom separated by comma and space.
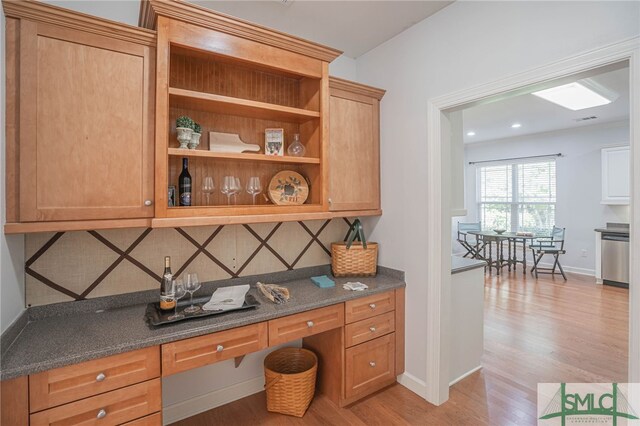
152, 209, 382, 228
167, 148, 320, 164
169, 87, 320, 123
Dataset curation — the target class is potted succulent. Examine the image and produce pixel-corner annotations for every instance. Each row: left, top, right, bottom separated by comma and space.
176, 116, 194, 149
189, 122, 202, 150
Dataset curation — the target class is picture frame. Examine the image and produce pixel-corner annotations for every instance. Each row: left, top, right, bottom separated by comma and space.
168, 185, 176, 207
265, 128, 284, 156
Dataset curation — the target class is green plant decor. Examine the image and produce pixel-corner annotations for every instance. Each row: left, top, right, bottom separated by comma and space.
193, 122, 202, 134
176, 116, 193, 129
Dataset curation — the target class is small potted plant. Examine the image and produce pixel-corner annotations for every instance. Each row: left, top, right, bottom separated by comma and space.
176, 116, 193, 149
189, 122, 202, 150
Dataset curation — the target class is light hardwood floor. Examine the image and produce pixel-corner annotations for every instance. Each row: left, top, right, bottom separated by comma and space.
172, 271, 629, 425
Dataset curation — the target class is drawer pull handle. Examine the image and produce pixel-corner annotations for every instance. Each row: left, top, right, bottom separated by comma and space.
369, 303, 376, 309
96, 409, 107, 419
369, 326, 376, 332
369, 361, 376, 368
217, 345, 224, 352
96, 372, 106, 382
307, 321, 314, 328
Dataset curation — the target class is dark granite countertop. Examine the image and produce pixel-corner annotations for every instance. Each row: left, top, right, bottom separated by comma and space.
451, 256, 486, 274
595, 223, 629, 235
594, 227, 630, 235
0, 266, 405, 380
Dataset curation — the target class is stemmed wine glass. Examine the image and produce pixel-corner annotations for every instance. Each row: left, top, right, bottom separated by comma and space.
202, 176, 215, 206
246, 177, 262, 205
168, 279, 187, 321
233, 177, 242, 205
221, 176, 235, 205
183, 273, 201, 314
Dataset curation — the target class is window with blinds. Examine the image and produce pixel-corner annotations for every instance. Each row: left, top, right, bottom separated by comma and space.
477, 160, 556, 234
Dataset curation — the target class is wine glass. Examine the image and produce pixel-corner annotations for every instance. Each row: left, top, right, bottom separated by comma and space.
221, 176, 234, 205
233, 177, 242, 205
246, 177, 262, 205
183, 273, 201, 314
168, 279, 187, 321
202, 176, 215, 206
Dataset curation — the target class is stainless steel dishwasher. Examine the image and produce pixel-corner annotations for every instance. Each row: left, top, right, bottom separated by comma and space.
601, 233, 630, 287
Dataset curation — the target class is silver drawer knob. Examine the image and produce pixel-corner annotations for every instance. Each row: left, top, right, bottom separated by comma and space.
328, 198, 333, 204
144, 200, 153, 206
307, 321, 314, 328
96, 372, 106, 382
96, 409, 107, 419
369, 326, 376, 332
369, 303, 376, 309
216, 345, 224, 352
369, 361, 376, 368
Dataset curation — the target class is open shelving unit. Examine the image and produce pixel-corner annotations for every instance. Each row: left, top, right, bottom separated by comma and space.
155, 32, 329, 222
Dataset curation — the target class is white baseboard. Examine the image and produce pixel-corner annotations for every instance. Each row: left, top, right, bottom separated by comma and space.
397, 372, 428, 400
537, 261, 595, 277
163, 376, 265, 425
449, 365, 482, 386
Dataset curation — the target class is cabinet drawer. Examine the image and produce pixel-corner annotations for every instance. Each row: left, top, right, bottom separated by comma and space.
345, 311, 395, 347
162, 323, 268, 376
30, 378, 161, 426
345, 334, 395, 400
29, 346, 160, 412
122, 412, 162, 425
345, 291, 395, 323
268, 304, 344, 346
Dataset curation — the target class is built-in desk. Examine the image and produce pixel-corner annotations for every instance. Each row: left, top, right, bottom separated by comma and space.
1, 268, 405, 425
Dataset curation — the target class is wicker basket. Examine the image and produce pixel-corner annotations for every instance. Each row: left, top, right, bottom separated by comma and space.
264, 348, 318, 417
331, 242, 378, 277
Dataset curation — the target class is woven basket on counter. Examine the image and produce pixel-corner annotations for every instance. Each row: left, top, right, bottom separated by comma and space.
331, 242, 378, 277
264, 348, 318, 417
331, 218, 378, 277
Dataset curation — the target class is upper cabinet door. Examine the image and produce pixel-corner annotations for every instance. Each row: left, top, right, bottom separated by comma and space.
601, 146, 630, 205
328, 78, 384, 211
18, 22, 155, 222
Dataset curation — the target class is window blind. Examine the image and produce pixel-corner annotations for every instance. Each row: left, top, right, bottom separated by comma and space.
477, 160, 556, 234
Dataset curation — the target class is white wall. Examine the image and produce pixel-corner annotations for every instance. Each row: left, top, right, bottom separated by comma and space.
0, 6, 26, 335
461, 121, 629, 275
356, 0, 640, 397
329, 54, 357, 80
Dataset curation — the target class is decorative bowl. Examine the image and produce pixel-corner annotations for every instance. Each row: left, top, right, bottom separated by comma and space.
493, 229, 506, 235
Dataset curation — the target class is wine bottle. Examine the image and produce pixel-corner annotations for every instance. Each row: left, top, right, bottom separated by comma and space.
179, 157, 192, 206
160, 256, 176, 311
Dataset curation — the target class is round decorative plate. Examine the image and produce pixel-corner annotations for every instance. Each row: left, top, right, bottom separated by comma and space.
268, 171, 309, 205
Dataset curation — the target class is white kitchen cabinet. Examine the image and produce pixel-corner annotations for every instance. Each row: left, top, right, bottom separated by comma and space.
602, 146, 630, 205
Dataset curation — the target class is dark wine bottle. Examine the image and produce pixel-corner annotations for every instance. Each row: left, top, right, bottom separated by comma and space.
179, 157, 192, 206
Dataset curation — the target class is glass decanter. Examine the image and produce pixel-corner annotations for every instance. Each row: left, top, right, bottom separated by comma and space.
287, 133, 306, 157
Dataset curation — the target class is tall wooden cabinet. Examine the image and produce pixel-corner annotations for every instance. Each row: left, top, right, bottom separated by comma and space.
328, 78, 385, 211
3, 1, 157, 232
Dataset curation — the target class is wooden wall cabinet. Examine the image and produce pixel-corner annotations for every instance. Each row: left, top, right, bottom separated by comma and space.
4, 0, 385, 234
328, 77, 385, 212
3, 1, 157, 233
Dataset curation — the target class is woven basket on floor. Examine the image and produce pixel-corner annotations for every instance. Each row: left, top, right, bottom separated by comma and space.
331, 242, 378, 277
264, 348, 318, 417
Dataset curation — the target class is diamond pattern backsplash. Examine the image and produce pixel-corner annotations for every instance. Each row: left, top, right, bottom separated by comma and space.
25, 219, 352, 307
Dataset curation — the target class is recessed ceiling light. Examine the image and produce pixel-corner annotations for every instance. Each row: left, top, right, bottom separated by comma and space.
511, 123, 522, 129
532, 82, 612, 111
467, 131, 476, 136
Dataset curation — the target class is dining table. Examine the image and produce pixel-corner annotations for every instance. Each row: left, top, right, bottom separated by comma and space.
467, 231, 540, 275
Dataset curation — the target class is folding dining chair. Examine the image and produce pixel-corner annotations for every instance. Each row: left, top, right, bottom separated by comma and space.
457, 222, 482, 258
529, 226, 567, 280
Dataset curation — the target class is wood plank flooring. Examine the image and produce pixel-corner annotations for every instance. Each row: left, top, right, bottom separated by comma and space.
171, 271, 629, 425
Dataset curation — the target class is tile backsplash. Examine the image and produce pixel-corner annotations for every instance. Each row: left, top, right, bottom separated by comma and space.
25, 219, 351, 307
